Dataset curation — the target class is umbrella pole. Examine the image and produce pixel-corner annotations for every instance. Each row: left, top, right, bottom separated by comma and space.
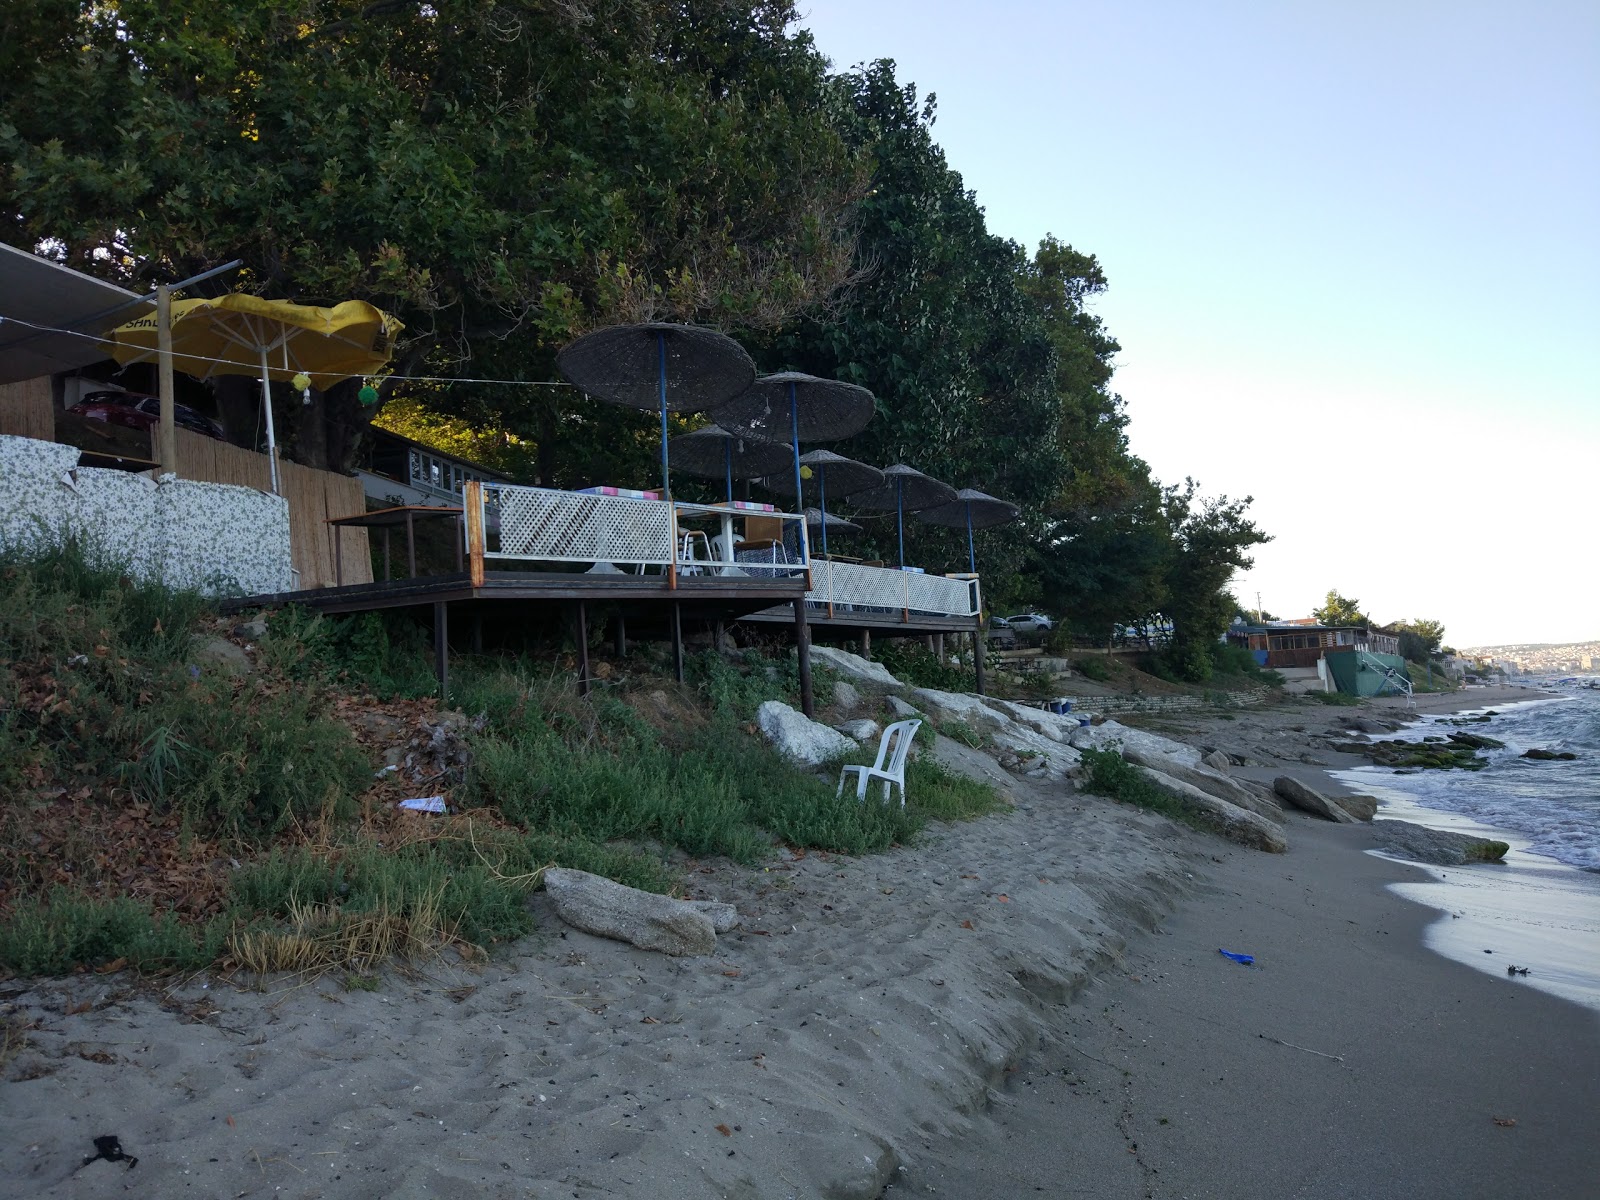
257, 345, 281, 495
789, 383, 804, 563
724, 440, 733, 504
896, 477, 905, 569
967, 504, 976, 574
657, 332, 670, 499
818, 468, 828, 559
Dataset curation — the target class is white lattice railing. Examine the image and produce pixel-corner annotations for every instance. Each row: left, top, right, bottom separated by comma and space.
468, 484, 809, 574
478, 483, 676, 566
807, 561, 981, 619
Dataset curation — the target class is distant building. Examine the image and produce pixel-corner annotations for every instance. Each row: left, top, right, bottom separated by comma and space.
1227, 623, 1406, 696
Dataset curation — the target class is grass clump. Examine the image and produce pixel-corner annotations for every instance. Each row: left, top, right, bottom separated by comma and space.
1076, 747, 1206, 831
459, 653, 1001, 862
254, 606, 439, 699
1073, 656, 1114, 683
1310, 690, 1364, 706
0, 891, 230, 976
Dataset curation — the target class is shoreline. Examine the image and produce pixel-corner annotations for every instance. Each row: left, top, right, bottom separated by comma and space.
889, 684, 1600, 1197
886, 817, 1600, 1199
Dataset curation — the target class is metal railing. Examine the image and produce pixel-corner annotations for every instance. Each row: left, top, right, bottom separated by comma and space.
465, 483, 809, 576
806, 560, 981, 619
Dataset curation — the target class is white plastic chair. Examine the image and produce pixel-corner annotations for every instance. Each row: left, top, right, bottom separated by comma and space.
837, 719, 922, 807
679, 530, 711, 575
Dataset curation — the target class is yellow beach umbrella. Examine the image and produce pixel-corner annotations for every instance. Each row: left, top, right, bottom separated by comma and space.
110, 294, 402, 494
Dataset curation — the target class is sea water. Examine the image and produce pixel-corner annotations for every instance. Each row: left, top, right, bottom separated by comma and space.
1332, 693, 1600, 1014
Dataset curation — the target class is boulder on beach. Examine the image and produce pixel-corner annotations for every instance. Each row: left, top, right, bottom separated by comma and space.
1372, 821, 1510, 866
1132, 766, 1288, 853
1274, 776, 1357, 823
543, 867, 738, 956
1522, 748, 1577, 761
1122, 746, 1285, 824
1333, 793, 1379, 822
757, 700, 857, 766
809, 645, 903, 687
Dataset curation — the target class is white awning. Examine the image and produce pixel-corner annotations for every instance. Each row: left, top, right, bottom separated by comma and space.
0, 244, 154, 384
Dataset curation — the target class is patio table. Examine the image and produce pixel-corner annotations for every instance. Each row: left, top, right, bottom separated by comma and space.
327, 505, 463, 586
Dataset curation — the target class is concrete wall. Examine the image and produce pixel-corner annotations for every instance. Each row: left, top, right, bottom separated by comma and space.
0, 433, 291, 596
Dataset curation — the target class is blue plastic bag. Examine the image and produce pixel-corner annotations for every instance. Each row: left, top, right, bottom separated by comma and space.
1218, 948, 1255, 965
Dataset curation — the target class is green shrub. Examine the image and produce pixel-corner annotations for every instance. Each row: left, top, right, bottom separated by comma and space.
0, 546, 372, 839
256, 606, 438, 699
872, 641, 975, 692
1311, 690, 1364, 706
1073, 656, 1113, 683
1077, 747, 1205, 831
0, 891, 228, 975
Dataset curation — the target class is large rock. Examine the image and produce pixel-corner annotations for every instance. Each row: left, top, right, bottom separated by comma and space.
988, 698, 1081, 744
543, 868, 738, 956
757, 700, 857, 766
810, 646, 903, 688
1333, 793, 1379, 822
1121, 746, 1285, 824
1132, 766, 1288, 853
832, 680, 863, 713
1202, 749, 1233, 773
835, 718, 881, 743
909, 687, 1010, 733
1372, 820, 1509, 866
193, 635, 252, 676
1068, 719, 1203, 768
1273, 776, 1356, 823
911, 688, 1081, 779
885, 695, 922, 721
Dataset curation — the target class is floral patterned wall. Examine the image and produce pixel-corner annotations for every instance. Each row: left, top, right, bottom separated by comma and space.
0, 434, 292, 596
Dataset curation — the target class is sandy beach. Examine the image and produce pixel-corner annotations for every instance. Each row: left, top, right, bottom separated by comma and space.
5, 684, 1596, 1199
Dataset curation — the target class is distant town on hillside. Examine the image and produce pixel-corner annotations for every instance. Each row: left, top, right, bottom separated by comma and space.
1457, 641, 1600, 675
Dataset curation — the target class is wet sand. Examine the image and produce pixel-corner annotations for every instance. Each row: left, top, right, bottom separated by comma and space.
885, 816, 1600, 1200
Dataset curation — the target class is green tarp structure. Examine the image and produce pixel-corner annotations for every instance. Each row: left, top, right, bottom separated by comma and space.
1324, 651, 1411, 697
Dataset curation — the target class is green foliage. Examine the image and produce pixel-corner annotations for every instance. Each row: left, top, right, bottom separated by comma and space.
459, 654, 996, 860
1076, 748, 1204, 831
1310, 690, 1364, 706
1, 0, 865, 472
0, 891, 228, 976
1313, 590, 1370, 628
0, 546, 371, 839
231, 843, 534, 950
1207, 643, 1283, 688
1073, 656, 1114, 683
1160, 489, 1270, 680
1393, 619, 1446, 663
257, 606, 438, 699
872, 640, 976, 693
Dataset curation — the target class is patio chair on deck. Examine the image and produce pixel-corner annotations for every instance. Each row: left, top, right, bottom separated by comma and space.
837, 719, 922, 807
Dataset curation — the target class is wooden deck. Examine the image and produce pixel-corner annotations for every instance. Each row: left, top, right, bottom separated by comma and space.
223, 568, 826, 712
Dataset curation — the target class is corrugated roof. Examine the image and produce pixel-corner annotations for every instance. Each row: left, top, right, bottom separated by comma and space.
0, 244, 153, 384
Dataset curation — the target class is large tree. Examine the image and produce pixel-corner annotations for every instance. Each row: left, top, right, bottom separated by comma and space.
1, 0, 866, 471
1314, 589, 1371, 627
1160, 481, 1272, 680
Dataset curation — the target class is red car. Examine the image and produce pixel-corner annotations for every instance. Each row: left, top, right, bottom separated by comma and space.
69, 390, 226, 441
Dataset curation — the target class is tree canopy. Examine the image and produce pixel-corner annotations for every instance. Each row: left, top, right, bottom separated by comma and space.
1313, 589, 1371, 628
2, 2, 1270, 674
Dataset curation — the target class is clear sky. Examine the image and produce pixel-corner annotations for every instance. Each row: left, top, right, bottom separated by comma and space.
796, 0, 1599, 647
